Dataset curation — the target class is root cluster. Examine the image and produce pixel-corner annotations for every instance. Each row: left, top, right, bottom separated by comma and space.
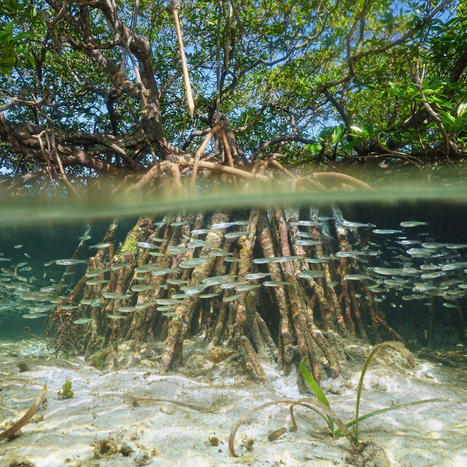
51, 207, 399, 381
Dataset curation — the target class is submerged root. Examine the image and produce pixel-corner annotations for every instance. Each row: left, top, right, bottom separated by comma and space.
50, 205, 401, 383
239, 335, 266, 381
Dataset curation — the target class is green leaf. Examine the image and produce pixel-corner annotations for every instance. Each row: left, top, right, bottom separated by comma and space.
299, 359, 335, 434
350, 125, 363, 134
331, 126, 344, 144
305, 143, 322, 154
438, 109, 456, 124
334, 398, 445, 436
429, 95, 451, 106
340, 140, 359, 151
457, 103, 467, 117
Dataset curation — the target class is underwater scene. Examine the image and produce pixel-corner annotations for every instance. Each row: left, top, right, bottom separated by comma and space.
2, 0, 466, 464
0, 193, 466, 467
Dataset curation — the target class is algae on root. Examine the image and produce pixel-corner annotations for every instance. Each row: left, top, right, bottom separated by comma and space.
118, 225, 142, 260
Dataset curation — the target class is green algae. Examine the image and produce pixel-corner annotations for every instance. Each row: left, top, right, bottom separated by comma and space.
57, 379, 74, 400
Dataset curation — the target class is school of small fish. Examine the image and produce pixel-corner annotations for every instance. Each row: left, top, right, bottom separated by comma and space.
0, 212, 465, 326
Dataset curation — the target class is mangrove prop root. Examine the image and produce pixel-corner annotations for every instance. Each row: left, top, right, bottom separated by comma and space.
255, 311, 277, 359
258, 212, 294, 373
285, 208, 332, 328
51, 201, 404, 382
239, 335, 267, 381
337, 255, 356, 335
233, 210, 259, 339
162, 212, 229, 371
274, 209, 323, 380
0, 385, 47, 442
24, 326, 45, 340
232, 210, 268, 377
210, 301, 227, 346
311, 214, 345, 335
246, 296, 265, 356
210, 259, 239, 345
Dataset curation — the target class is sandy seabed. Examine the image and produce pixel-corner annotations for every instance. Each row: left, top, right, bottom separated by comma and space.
0, 338, 466, 467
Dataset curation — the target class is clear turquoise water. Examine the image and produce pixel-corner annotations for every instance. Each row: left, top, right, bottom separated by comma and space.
0, 183, 466, 346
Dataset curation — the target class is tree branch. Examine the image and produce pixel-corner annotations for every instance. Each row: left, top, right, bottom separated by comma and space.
412, 63, 458, 158
0, 92, 50, 112
251, 135, 316, 160
191, 125, 222, 187
352, 0, 453, 62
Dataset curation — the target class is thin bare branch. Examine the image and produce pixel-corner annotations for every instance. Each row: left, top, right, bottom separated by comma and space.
251, 134, 316, 160
0, 92, 50, 112
220, 129, 234, 167
169, 0, 195, 117
191, 125, 222, 187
